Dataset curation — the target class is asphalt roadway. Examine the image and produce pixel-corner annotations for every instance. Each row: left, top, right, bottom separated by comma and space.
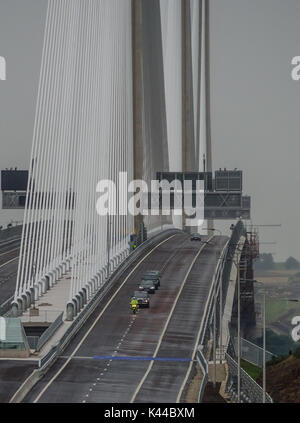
0, 240, 20, 305
23, 232, 228, 403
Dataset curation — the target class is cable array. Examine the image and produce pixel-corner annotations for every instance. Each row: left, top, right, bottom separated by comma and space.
14, 0, 134, 318
13, 0, 206, 318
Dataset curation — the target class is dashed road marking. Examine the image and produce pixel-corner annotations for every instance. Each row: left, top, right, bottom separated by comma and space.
31, 234, 178, 403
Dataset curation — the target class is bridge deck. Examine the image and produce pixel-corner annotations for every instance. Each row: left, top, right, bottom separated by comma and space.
0, 240, 20, 307
22, 233, 228, 403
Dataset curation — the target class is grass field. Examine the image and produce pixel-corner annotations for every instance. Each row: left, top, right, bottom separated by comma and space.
241, 359, 262, 381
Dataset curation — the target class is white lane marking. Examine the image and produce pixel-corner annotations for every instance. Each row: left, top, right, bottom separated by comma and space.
130, 236, 214, 403
0, 247, 19, 258
176, 240, 229, 403
0, 256, 19, 269
31, 234, 178, 403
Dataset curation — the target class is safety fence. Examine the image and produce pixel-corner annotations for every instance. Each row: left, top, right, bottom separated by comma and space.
225, 352, 273, 403
196, 346, 209, 403
196, 233, 229, 402
234, 337, 276, 368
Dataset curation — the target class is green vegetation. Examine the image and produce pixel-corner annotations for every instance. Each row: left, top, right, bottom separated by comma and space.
241, 359, 262, 381
266, 300, 288, 321
285, 257, 300, 270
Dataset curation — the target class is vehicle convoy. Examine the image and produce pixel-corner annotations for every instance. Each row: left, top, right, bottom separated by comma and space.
131, 270, 162, 313
139, 279, 156, 294
143, 270, 161, 287
132, 290, 150, 308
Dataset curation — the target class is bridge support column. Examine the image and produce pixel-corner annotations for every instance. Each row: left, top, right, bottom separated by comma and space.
82, 287, 87, 305
29, 287, 35, 304
21, 294, 27, 312
73, 296, 80, 315
56, 266, 62, 280
78, 291, 85, 309
25, 290, 32, 308
85, 283, 91, 300
96, 272, 101, 289
101, 267, 106, 283
11, 300, 21, 317
76, 294, 82, 311
49, 271, 55, 288
38, 281, 43, 298
110, 259, 114, 273
92, 276, 97, 292
88, 280, 94, 298
58, 264, 64, 279
66, 301, 75, 321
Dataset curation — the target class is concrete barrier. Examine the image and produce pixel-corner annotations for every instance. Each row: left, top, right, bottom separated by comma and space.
9, 369, 43, 403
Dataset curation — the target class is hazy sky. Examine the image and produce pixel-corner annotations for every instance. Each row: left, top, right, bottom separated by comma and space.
0, 0, 299, 261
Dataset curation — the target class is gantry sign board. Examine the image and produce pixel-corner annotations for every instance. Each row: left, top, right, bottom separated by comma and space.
1, 170, 28, 210
155, 171, 251, 220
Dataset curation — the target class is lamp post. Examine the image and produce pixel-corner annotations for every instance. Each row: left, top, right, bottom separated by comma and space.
227, 246, 245, 403
252, 279, 266, 403
201, 227, 223, 381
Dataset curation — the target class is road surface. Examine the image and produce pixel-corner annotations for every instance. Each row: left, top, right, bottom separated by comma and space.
23, 232, 227, 403
0, 241, 20, 305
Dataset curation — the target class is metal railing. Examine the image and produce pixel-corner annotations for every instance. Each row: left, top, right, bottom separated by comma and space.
196, 346, 209, 403
195, 222, 248, 402
35, 312, 63, 352
21, 310, 62, 324
27, 336, 39, 350
234, 337, 276, 368
225, 352, 273, 403
0, 296, 14, 316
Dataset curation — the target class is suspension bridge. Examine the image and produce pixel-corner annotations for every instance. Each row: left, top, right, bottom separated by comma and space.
0, 0, 269, 404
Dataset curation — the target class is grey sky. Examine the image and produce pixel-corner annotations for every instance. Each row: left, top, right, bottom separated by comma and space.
0, 0, 299, 261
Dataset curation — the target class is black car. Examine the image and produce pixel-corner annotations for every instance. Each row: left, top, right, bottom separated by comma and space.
132, 291, 150, 308
191, 233, 201, 241
139, 279, 156, 294
143, 271, 160, 288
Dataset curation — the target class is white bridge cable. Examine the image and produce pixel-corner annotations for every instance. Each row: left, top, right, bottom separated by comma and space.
14, 0, 163, 316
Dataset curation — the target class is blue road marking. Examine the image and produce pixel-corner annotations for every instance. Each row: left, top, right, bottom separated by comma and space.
93, 356, 192, 362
